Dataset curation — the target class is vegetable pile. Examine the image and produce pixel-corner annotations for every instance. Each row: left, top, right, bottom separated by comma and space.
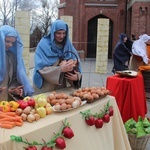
125, 116, 150, 138
0, 111, 23, 129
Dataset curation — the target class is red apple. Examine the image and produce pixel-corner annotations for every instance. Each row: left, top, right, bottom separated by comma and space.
17, 100, 24, 105
27, 98, 35, 107
20, 101, 28, 109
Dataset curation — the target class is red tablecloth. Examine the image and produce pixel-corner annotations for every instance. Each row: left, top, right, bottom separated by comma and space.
106, 74, 147, 123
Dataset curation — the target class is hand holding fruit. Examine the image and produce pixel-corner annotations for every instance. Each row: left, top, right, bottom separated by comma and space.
65, 70, 78, 81
9, 85, 23, 97
59, 59, 77, 73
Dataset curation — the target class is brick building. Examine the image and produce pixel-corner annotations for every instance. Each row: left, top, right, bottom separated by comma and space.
58, 0, 150, 59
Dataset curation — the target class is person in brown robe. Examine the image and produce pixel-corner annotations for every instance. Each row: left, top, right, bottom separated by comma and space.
0, 25, 34, 101
33, 20, 82, 94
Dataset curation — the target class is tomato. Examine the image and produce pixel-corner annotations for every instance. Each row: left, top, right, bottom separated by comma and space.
85, 116, 95, 126
109, 107, 114, 117
103, 114, 110, 123
62, 127, 74, 139
95, 118, 103, 128
41, 146, 53, 150
55, 137, 66, 149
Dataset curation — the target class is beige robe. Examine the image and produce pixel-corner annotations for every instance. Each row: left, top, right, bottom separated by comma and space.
0, 51, 21, 101
34, 59, 82, 95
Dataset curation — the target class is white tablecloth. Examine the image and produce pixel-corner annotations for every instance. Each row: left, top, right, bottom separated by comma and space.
0, 94, 131, 150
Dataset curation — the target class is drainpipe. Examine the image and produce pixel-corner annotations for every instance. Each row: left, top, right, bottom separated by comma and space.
124, 0, 127, 33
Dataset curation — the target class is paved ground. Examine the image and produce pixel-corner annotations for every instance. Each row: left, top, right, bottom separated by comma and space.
29, 52, 150, 149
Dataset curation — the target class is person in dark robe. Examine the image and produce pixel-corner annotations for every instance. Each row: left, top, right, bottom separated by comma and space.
33, 19, 82, 94
112, 33, 133, 73
0, 25, 34, 101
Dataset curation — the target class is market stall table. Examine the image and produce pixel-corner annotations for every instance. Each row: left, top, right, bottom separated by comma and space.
106, 74, 147, 123
0, 88, 131, 150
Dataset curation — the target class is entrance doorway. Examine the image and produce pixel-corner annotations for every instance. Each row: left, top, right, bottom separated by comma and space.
87, 15, 113, 59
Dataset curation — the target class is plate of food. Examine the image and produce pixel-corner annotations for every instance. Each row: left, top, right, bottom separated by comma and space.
52, 100, 87, 112
115, 70, 138, 77
70, 86, 110, 103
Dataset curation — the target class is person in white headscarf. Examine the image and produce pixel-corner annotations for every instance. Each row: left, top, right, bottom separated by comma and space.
129, 34, 150, 70
0, 25, 34, 101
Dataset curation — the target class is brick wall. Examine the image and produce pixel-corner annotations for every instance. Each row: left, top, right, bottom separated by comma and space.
59, 0, 150, 58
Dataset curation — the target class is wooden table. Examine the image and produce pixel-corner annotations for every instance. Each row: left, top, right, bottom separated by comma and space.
0, 89, 131, 150
106, 74, 147, 123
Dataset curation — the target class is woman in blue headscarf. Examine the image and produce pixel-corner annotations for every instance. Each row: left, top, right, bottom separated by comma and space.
0, 25, 34, 101
33, 19, 82, 94
112, 33, 133, 73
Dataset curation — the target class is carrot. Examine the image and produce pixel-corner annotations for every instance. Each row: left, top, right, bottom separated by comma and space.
0, 123, 14, 129
0, 117, 16, 122
0, 121, 16, 127
2, 112, 17, 116
15, 121, 23, 126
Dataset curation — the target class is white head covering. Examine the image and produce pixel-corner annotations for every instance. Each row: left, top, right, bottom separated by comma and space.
132, 34, 150, 64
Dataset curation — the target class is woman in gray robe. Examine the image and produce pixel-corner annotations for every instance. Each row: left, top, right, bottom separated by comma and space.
0, 25, 34, 101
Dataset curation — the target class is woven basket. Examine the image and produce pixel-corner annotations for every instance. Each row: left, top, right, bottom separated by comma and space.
128, 133, 150, 150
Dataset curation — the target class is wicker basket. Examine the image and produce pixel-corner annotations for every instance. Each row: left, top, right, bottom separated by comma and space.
128, 133, 150, 150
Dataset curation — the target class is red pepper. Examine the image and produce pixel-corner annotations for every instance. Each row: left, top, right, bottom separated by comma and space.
55, 137, 66, 149
62, 127, 74, 139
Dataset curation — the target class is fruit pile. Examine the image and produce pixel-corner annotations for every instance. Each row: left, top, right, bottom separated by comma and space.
71, 86, 110, 102
15, 94, 53, 123
47, 92, 82, 111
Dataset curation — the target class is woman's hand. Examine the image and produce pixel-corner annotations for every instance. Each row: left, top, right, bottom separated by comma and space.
65, 70, 78, 81
60, 61, 74, 73
0, 87, 6, 92
9, 85, 23, 97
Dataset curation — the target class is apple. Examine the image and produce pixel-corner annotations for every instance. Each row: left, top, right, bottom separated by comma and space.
20, 101, 28, 109
36, 107, 46, 118
45, 105, 53, 115
23, 96, 31, 101
17, 100, 24, 105
37, 97, 47, 107
27, 98, 35, 107
34, 94, 46, 102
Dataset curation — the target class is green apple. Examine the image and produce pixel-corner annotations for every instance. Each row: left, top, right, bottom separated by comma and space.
23, 96, 31, 101
37, 97, 47, 107
36, 107, 46, 118
33, 94, 46, 102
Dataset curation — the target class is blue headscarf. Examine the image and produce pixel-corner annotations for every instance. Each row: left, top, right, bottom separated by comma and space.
33, 19, 82, 88
115, 33, 131, 53
0, 25, 34, 96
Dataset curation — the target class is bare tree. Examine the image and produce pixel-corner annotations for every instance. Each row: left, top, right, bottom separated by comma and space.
0, 0, 13, 25
0, 0, 38, 26
0, 0, 59, 36
31, 0, 59, 36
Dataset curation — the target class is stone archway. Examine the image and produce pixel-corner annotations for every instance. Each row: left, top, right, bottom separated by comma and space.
87, 15, 113, 59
